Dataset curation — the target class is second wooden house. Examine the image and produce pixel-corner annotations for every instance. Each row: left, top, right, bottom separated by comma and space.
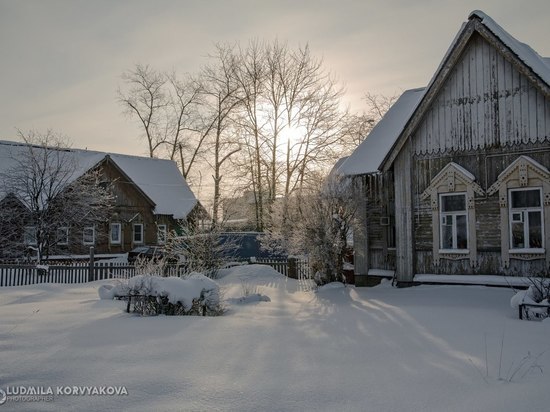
338, 10, 550, 286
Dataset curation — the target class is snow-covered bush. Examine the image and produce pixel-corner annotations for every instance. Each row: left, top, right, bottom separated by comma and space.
98, 274, 223, 316
527, 277, 550, 303
165, 225, 240, 279
264, 177, 356, 285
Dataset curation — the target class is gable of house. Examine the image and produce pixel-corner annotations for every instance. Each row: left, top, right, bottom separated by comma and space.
382, 10, 550, 171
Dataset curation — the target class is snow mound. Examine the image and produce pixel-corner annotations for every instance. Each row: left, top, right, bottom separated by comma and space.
217, 264, 285, 281
317, 282, 346, 292
227, 294, 271, 305
510, 286, 538, 310
98, 284, 117, 300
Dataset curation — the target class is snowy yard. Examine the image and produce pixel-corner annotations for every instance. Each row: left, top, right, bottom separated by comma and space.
1, 265, 549, 411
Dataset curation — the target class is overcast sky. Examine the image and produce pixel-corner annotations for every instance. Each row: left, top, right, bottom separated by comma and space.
2, 0, 550, 157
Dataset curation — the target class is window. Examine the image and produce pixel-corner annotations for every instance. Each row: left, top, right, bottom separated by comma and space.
24, 226, 37, 245
157, 224, 167, 245
133, 224, 144, 244
110, 223, 122, 244
83, 227, 95, 245
439, 193, 468, 250
57, 227, 69, 245
509, 188, 543, 250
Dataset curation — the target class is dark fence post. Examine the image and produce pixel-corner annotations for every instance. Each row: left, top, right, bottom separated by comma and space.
88, 247, 95, 282
288, 257, 297, 279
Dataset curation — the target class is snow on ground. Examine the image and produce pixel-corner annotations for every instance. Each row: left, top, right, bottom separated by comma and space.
1, 264, 549, 411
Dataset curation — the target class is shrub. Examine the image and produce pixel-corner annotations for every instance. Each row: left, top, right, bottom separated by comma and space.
99, 274, 223, 316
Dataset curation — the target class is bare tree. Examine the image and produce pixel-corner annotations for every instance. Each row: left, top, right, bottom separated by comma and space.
118, 64, 166, 158
0, 130, 115, 262
363, 92, 399, 125
201, 44, 244, 226
232, 40, 268, 231
118, 65, 206, 180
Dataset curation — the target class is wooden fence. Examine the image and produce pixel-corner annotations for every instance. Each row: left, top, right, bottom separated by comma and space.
255, 257, 311, 279
0, 258, 310, 287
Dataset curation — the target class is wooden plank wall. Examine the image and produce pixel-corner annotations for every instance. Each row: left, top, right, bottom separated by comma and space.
394, 141, 415, 282
413, 33, 550, 156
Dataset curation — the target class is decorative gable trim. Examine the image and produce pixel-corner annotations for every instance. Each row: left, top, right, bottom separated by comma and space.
487, 155, 550, 196
421, 162, 485, 201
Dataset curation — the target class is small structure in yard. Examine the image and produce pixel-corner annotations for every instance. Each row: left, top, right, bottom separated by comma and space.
338, 10, 550, 286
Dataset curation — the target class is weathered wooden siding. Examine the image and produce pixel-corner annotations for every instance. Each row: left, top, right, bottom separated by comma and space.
394, 141, 415, 282
412, 147, 550, 276
413, 33, 550, 155
415, 250, 548, 277
353, 173, 398, 282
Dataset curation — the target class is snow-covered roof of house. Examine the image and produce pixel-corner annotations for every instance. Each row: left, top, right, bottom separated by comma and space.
337, 88, 425, 176
108, 153, 198, 219
469, 10, 550, 86
0, 140, 198, 220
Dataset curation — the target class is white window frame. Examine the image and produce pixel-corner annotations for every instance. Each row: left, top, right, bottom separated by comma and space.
439, 192, 469, 253
110, 223, 122, 245
24, 226, 37, 246
83, 226, 95, 245
508, 187, 544, 253
133, 224, 144, 244
57, 227, 69, 246
157, 224, 167, 245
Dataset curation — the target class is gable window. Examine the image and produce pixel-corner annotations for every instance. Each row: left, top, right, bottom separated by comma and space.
157, 224, 167, 245
509, 188, 543, 250
133, 224, 144, 244
110, 223, 122, 245
57, 227, 69, 245
440, 193, 468, 250
24, 226, 37, 245
83, 227, 95, 245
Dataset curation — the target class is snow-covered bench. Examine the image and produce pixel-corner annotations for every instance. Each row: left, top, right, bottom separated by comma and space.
518, 301, 550, 321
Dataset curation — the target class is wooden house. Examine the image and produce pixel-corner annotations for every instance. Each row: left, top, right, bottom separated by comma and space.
0, 140, 206, 258
338, 11, 550, 286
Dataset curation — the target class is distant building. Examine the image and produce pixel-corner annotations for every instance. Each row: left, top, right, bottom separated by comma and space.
221, 191, 257, 230
0, 140, 206, 258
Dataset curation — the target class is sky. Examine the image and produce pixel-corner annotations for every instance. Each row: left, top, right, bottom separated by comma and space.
1, 0, 550, 158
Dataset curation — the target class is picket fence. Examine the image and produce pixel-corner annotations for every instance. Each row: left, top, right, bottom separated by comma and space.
0, 258, 309, 287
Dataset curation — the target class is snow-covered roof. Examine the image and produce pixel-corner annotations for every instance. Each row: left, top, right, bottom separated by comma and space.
469, 10, 550, 86
0, 140, 198, 219
108, 153, 198, 219
337, 88, 425, 176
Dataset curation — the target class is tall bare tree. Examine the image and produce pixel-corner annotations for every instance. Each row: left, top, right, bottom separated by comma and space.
118, 64, 166, 158
201, 44, 244, 226
118, 65, 206, 180
232, 40, 269, 231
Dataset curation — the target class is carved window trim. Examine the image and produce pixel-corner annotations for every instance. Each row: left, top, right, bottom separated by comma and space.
421, 162, 484, 267
487, 156, 550, 268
